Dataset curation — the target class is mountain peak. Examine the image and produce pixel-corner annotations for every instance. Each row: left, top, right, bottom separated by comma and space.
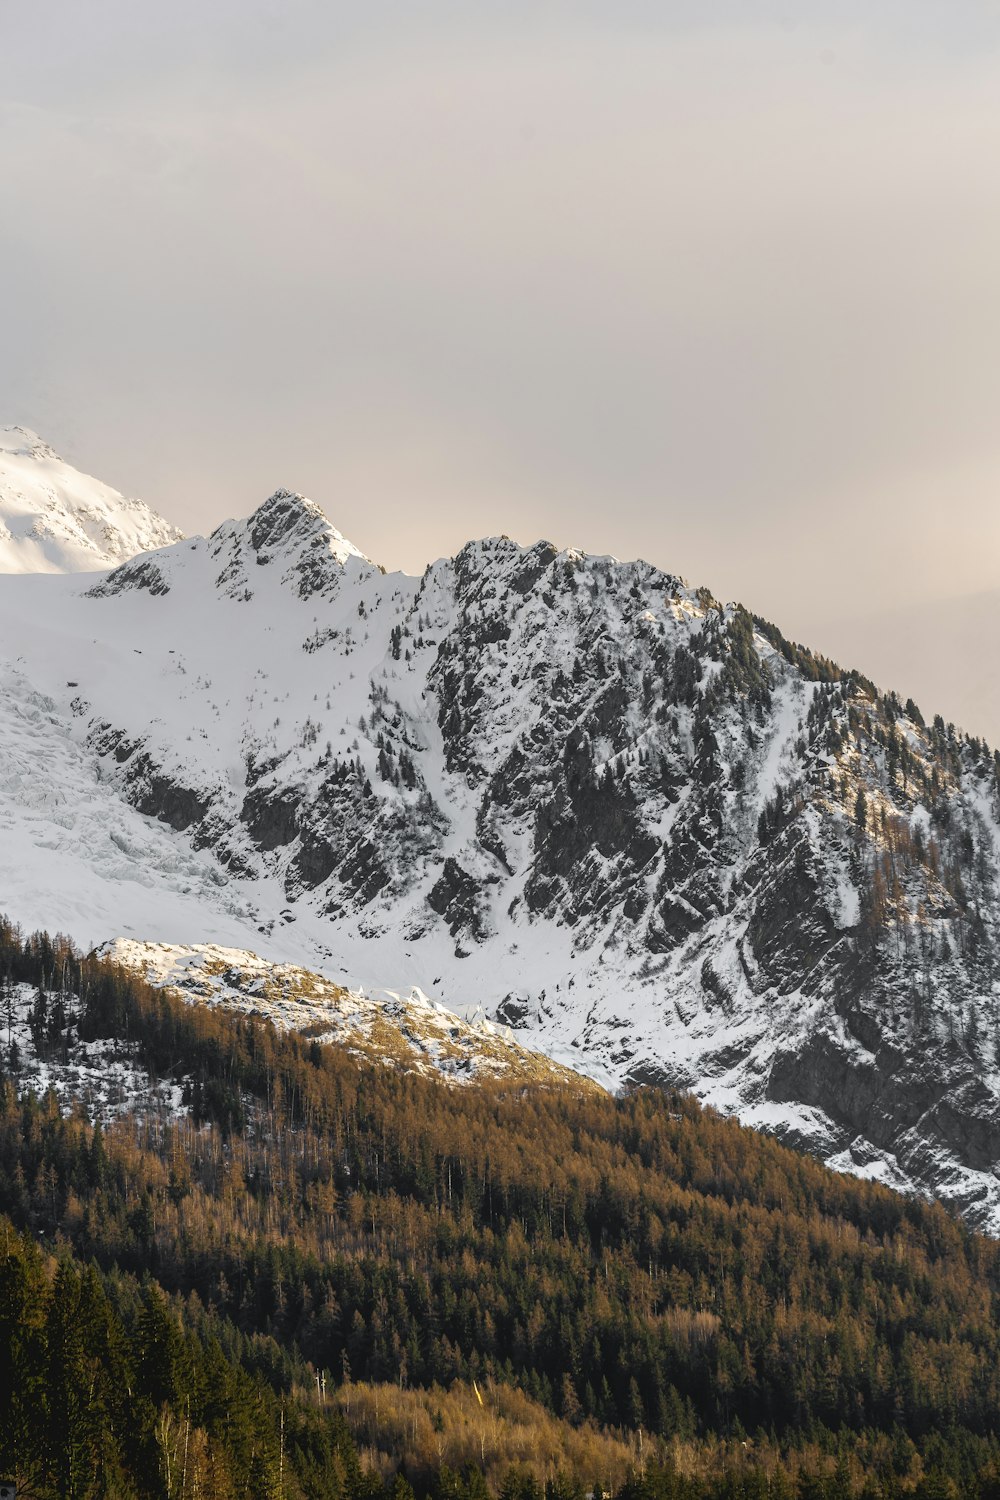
247, 488, 368, 570
0, 426, 184, 574
0, 425, 62, 462
88, 485, 375, 604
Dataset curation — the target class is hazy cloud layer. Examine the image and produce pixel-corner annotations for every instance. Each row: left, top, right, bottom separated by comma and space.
5, 3, 1000, 732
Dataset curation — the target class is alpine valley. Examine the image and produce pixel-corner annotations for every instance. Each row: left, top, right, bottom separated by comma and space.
3, 425, 1000, 1237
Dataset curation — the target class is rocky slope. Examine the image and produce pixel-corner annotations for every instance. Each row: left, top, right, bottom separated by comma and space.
0, 936, 596, 1129
99, 938, 603, 1092
2, 466, 1000, 1228
0, 426, 183, 572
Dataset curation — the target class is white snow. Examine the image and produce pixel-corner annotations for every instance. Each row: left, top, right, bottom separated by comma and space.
0, 427, 183, 573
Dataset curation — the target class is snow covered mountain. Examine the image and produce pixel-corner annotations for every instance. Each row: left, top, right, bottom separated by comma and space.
0, 426, 182, 572
3, 464, 1000, 1230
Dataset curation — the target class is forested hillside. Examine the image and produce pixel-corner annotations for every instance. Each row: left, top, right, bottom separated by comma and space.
4, 919, 1000, 1497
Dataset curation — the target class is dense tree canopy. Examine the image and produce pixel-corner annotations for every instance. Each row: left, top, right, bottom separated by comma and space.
3, 917, 1000, 1497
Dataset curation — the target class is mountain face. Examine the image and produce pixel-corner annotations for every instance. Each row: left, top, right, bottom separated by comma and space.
0, 426, 183, 572
2, 463, 1000, 1229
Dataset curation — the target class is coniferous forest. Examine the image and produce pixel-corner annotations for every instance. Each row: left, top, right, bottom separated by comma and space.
4, 918, 1000, 1498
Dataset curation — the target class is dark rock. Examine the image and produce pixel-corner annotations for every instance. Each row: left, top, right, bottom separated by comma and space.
240, 785, 300, 851
427, 858, 487, 940
124, 754, 210, 832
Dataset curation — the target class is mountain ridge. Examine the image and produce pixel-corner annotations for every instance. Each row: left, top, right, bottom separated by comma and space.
96, 936, 607, 1092
1, 442, 1000, 1231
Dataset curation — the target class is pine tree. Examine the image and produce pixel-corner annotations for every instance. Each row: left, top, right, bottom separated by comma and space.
855, 786, 868, 831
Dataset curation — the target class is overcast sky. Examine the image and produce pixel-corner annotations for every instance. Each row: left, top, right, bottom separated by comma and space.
5, 2, 1000, 732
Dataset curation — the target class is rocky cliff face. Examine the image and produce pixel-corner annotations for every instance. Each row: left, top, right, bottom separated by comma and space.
3, 488, 1000, 1228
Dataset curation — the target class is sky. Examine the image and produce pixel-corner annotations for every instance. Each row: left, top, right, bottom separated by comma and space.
5, 2, 1000, 735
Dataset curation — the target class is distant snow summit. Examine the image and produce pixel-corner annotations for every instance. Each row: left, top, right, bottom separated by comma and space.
0, 426, 183, 573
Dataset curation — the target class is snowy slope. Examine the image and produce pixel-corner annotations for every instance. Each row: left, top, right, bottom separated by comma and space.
0, 426, 182, 572
2, 471, 1000, 1229
99, 939, 605, 1091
